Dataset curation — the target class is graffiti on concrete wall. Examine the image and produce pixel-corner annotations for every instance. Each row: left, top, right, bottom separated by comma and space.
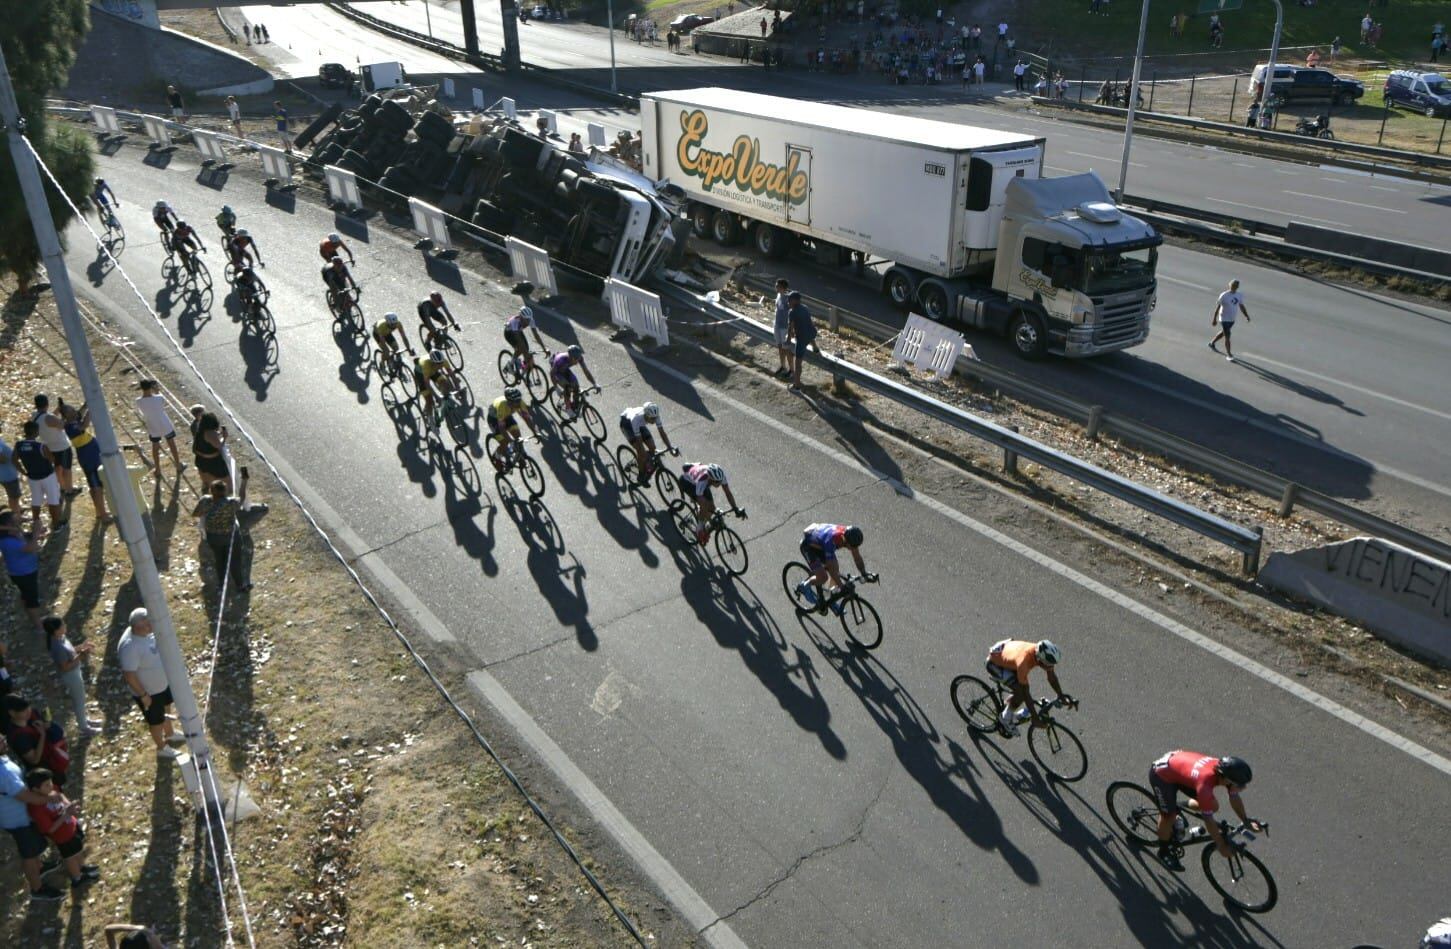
1324, 539, 1451, 623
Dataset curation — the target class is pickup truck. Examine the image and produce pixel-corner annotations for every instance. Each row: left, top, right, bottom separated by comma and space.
1251, 64, 1365, 105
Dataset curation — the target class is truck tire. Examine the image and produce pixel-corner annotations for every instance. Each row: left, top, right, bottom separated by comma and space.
415, 110, 453, 146
1009, 309, 1048, 360
690, 204, 713, 238
379, 99, 413, 134
883, 269, 916, 311
710, 209, 740, 245
919, 283, 951, 322
753, 224, 792, 259
293, 102, 344, 151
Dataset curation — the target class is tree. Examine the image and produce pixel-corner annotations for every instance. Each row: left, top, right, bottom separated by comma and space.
0, 0, 93, 292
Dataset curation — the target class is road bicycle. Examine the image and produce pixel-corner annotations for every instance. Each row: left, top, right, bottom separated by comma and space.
98, 204, 122, 238
1106, 781, 1277, 913
614, 444, 679, 504
949, 677, 1087, 782
549, 384, 606, 445
497, 348, 551, 404
162, 245, 208, 285
485, 433, 545, 500
432, 387, 472, 448
780, 566, 882, 649
372, 342, 416, 396
669, 502, 749, 576
423, 324, 464, 372
237, 278, 273, 333
327, 285, 365, 339
223, 255, 262, 285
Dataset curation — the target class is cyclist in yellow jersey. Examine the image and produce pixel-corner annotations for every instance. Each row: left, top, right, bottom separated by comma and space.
487, 387, 538, 463
412, 349, 456, 419
372, 312, 413, 364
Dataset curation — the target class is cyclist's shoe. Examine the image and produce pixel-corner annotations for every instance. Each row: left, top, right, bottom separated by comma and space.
794, 580, 818, 607
829, 596, 846, 617
1156, 843, 1185, 872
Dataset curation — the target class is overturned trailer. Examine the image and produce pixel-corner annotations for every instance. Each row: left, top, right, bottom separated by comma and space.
302, 94, 682, 284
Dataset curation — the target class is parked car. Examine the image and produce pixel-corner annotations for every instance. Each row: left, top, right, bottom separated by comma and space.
668, 14, 715, 33
1384, 70, 1451, 117
1251, 64, 1364, 105
318, 62, 356, 90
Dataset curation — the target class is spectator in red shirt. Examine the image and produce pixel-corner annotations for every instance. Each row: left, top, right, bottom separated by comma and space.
24, 768, 99, 892
3, 694, 69, 787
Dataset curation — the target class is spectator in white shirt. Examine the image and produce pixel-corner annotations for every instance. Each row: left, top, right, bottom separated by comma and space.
134, 380, 185, 477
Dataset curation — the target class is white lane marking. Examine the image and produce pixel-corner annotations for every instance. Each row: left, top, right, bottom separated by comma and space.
1093, 364, 1451, 499
1285, 190, 1407, 213
640, 310, 1451, 779
1243, 353, 1451, 422
1045, 164, 1075, 174
1231, 161, 1257, 168
1203, 195, 1345, 227
1067, 150, 1143, 167
1367, 184, 1400, 192
1158, 274, 1214, 292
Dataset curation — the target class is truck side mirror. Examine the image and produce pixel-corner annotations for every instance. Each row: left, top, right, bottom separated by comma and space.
1050, 256, 1071, 289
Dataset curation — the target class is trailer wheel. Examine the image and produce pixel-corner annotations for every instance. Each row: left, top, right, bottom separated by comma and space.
710, 209, 740, 245
754, 224, 792, 259
1009, 309, 1048, 360
920, 284, 950, 322
690, 204, 713, 237
884, 269, 916, 311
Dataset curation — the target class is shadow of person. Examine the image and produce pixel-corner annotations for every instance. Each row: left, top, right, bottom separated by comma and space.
500, 488, 597, 650
439, 448, 499, 578
1234, 357, 1366, 416
238, 324, 280, 402
131, 763, 182, 936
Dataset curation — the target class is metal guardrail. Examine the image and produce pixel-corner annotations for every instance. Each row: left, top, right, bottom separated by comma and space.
1122, 193, 1287, 239
729, 271, 1451, 566
660, 282, 1265, 573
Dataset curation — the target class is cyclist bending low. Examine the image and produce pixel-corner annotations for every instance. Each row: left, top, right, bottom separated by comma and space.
416, 292, 459, 350
549, 345, 597, 418
216, 204, 237, 238
796, 524, 873, 609
677, 463, 740, 543
227, 228, 263, 271
984, 639, 1073, 736
234, 266, 264, 310
92, 178, 117, 215
322, 256, 357, 302
504, 304, 547, 372
487, 387, 538, 463
371, 312, 412, 363
169, 220, 203, 268
319, 232, 354, 266
1149, 751, 1262, 871
413, 349, 457, 420
619, 401, 673, 480
152, 200, 178, 237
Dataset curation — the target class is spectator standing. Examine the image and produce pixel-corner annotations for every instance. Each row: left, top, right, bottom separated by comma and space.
273, 101, 292, 154
192, 412, 231, 494
1014, 60, 1028, 91
1330, 35, 1342, 58
0, 512, 44, 632
45, 617, 102, 736
14, 421, 63, 534
760, 16, 768, 36
116, 608, 184, 758
973, 57, 986, 85
32, 394, 75, 498
191, 470, 266, 592
1209, 278, 1251, 361
226, 95, 244, 140
252, 24, 261, 43
785, 291, 817, 392
135, 380, 185, 477
24, 769, 99, 893
997, 20, 1009, 44
0, 423, 21, 518
260, 23, 269, 42
3, 695, 70, 786
0, 731, 67, 903
58, 400, 111, 525
165, 85, 185, 120
1169, 13, 1180, 36
567, 132, 585, 153
772, 279, 793, 378
1360, 12, 1373, 42
1432, 33, 1444, 62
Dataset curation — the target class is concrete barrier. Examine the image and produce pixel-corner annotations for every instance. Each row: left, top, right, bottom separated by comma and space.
1260, 537, 1451, 665
1286, 222, 1451, 279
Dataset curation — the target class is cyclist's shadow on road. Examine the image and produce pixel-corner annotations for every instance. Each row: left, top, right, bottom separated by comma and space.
800, 621, 1038, 883
441, 445, 498, 578
332, 323, 372, 404
237, 323, 279, 401
499, 482, 598, 651
972, 739, 1284, 948
538, 421, 659, 567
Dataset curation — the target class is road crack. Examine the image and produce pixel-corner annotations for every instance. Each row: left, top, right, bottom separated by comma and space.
346, 519, 446, 561
745, 476, 886, 546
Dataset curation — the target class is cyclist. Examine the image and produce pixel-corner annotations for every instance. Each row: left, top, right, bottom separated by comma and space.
169, 220, 204, 272
371, 312, 413, 365
549, 344, 598, 419
1148, 751, 1262, 871
619, 401, 674, 481
215, 204, 237, 239
227, 228, 263, 272
984, 639, 1073, 737
795, 524, 873, 611
234, 266, 265, 313
504, 303, 547, 375
412, 348, 457, 421
91, 177, 118, 218
319, 231, 354, 266
677, 462, 741, 544
416, 291, 459, 351
152, 200, 178, 239
1424, 919, 1451, 947
486, 387, 539, 465
321, 255, 358, 305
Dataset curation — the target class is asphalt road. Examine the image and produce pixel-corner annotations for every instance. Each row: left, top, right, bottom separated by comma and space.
66, 140, 1451, 947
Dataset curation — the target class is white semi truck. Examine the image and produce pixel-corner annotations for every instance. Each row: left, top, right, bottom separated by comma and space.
639, 87, 1162, 358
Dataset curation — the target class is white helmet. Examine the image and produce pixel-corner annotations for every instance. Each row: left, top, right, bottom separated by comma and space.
518, 305, 533, 322
328, 232, 342, 243
235, 228, 249, 238
1036, 640, 1062, 666
642, 402, 660, 422
704, 464, 725, 484
1424, 919, 1451, 948
384, 312, 400, 326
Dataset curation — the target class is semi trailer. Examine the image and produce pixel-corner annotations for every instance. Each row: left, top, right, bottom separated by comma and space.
639, 87, 1162, 358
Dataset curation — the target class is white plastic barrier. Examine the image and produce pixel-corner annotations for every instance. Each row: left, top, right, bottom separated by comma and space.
192, 129, 228, 165
506, 236, 558, 298
256, 144, 293, 186
408, 197, 451, 250
90, 105, 122, 136
441, 77, 455, 98
142, 115, 172, 149
891, 314, 972, 380
324, 164, 362, 210
586, 122, 606, 147
535, 109, 558, 135
472, 87, 486, 109
603, 278, 669, 346
499, 96, 517, 119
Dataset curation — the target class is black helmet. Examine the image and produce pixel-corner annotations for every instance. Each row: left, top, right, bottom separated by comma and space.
429, 291, 444, 305
1217, 757, 1252, 787
843, 525, 864, 547
504, 387, 524, 405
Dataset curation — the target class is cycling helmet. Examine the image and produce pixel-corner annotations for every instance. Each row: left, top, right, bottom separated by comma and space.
1216, 756, 1253, 787
843, 525, 864, 547
567, 344, 583, 360
94, 176, 105, 186
704, 464, 725, 484
384, 312, 400, 326
429, 291, 444, 305
429, 349, 445, 363
642, 401, 660, 422
221, 204, 232, 214
1036, 640, 1062, 666
517, 305, 533, 322
154, 199, 168, 209
328, 232, 342, 243
1423, 918, 1451, 947
504, 386, 524, 405
329, 255, 345, 266
235, 228, 249, 238
175, 220, 187, 228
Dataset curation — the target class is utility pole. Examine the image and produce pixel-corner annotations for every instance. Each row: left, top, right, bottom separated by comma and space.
1259, 0, 1284, 128
0, 46, 219, 813
607, 0, 618, 93
1116, 0, 1151, 201
459, 0, 480, 56
499, 0, 521, 70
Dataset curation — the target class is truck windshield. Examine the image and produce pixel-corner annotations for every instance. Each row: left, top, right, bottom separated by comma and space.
1426, 78, 1450, 96
1081, 245, 1158, 295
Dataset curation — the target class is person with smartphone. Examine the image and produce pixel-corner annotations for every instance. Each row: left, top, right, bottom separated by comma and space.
190, 465, 266, 594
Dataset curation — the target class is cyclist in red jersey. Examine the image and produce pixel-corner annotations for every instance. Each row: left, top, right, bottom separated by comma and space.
318, 232, 354, 266
1149, 750, 1262, 870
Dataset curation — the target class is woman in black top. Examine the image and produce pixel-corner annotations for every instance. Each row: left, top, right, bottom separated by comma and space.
192, 412, 230, 493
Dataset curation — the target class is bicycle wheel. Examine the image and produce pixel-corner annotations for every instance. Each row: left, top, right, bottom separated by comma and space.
839, 593, 883, 650
949, 675, 1003, 735
615, 445, 642, 490
250, 303, 276, 336
497, 349, 520, 385
581, 404, 606, 445
669, 499, 699, 545
161, 257, 177, 282
484, 434, 507, 473
547, 385, 569, 418
1202, 844, 1277, 913
224, 260, 238, 284
523, 363, 551, 404
518, 454, 546, 500
1028, 719, 1088, 782
781, 562, 817, 611
439, 335, 464, 372
1106, 782, 1164, 847
713, 525, 749, 577
444, 400, 471, 448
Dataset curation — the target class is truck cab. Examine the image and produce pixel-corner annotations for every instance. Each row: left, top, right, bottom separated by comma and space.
359, 62, 410, 95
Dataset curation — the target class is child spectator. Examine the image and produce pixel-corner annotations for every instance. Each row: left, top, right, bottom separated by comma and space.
14, 420, 63, 535
45, 616, 101, 736
24, 768, 99, 893
3, 694, 70, 787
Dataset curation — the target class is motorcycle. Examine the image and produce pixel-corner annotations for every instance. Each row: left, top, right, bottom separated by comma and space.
1294, 114, 1334, 139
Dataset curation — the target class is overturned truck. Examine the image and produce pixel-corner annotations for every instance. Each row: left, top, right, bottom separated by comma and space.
301, 93, 681, 284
